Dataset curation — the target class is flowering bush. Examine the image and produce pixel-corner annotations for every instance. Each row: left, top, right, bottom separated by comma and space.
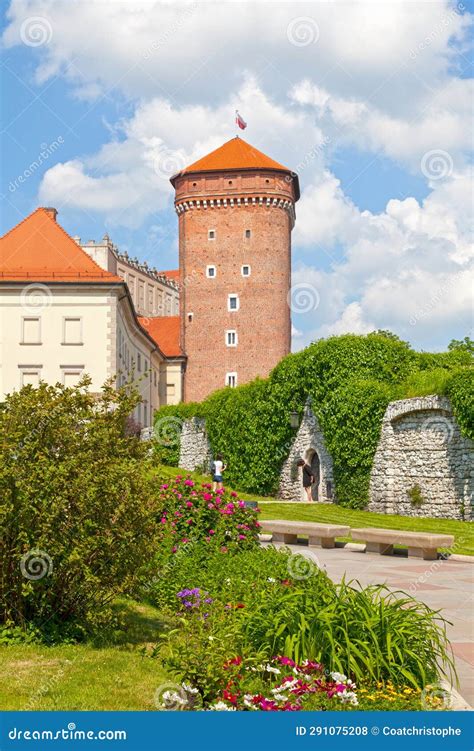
156, 476, 261, 553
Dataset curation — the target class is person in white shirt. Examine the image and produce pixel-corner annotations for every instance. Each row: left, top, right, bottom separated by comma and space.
212, 454, 227, 491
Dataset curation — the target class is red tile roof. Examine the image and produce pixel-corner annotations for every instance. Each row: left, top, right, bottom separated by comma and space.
171, 137, 299, 198
0, 208, 122, 283
138, 315, 183, 357
159, 269, 180, 283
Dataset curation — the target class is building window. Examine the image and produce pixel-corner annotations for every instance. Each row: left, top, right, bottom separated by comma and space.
20, 368, 41, 387
228, 294, 239, 312
188, 312, 194, 322
144, 402, 148, 427
206, 265, 216, 278
226, 330, 237, 347
137, 353, 142, 372
241, 264, 251, 277
61, 367, 83, 387
225, 372, 237, 388
63, 317, 82, 345
21, 317, 41, 344
245, 229, 251, 238
154, 370, 157, 387
208, 229, 215, 240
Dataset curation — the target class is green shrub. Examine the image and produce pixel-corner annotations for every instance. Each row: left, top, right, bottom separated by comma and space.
446, 368, 474, 440
0, 377, 162, 638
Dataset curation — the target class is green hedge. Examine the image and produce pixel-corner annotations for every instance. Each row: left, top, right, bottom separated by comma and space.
154, 333, 473, 508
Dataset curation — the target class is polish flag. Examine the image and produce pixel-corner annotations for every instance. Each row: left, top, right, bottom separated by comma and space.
235, 110, 247, 130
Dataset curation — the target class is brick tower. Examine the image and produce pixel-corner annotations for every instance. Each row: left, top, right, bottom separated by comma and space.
171, 137, 299, 403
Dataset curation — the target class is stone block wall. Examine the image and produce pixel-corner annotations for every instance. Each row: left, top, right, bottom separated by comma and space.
278, 401, 335, 503
369, 396, 473, 521
178, 417, 212, 472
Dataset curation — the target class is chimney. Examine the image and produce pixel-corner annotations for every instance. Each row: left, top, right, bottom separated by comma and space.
43, 207, 58, 221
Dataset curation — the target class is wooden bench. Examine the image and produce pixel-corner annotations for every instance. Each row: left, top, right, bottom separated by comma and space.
351, 527, 454, 561
263, 519, 350, 549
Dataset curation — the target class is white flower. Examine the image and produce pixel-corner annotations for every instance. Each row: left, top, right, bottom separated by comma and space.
243, 694, 255, 708
279, 678, 298, 690
330, 671, 347, 683
272, 693, 288, 702
267, 577, 276, 583
208, 701, 236, 711
182, 683, 199, 695
161, 691, 187, 707
265, 664, 281, 674
338, 689, 359, 706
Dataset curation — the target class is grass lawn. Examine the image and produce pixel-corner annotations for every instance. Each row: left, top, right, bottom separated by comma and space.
0, 600, 171, 711
155, 464, 474, 556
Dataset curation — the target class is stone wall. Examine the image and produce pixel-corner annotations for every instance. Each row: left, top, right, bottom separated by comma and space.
369, 395, 473, 521
178, 417, 212, 472
279, 401, 335, 503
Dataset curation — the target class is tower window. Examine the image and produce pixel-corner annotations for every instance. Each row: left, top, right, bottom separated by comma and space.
245, 229, 251, 238
206, 265, 216, 278
226, 372, 237, 388
188, 312, 194, 322
208, 229, 215, 240
228, 294, 239, 312
226, 330, 238, 347
241, 265, 251, 277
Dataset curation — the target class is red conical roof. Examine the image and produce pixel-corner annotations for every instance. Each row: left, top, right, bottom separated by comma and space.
171, 137, 299, 199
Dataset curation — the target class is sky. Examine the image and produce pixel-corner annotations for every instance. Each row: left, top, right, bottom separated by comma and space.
1, 0, 473, 352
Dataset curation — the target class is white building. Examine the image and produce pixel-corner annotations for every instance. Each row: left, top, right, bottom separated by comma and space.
0, 207, 185, 425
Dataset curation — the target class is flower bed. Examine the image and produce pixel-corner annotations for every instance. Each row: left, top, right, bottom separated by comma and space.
156, 476, 261, 553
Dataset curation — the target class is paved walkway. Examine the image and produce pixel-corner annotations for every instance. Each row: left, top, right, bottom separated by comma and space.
266, 541, 474, 707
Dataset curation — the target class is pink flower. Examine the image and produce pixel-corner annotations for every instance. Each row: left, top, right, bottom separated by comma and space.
186, 501, 193, 508
172, 546, 177, 553
238, 501, 245, 508
207, 503, 214, 510
205, 536, 211, 542
203, 493, 213, 501
216, 488, 225, 495
184, 479, 194, 487
160, 517, 167, 524
160, 484, 169, 490
187, 519, 193, 525
230, 491, 238, 498
181, 538, 189, 544
238, 534, 246, 540
209, 529, 215, 535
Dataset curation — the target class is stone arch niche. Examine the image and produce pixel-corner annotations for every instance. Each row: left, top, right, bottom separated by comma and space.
279, 400, 335, 503
369, 396, 473, 521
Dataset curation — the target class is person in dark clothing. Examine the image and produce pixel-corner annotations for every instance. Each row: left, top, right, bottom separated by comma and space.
296, 458, 314, 502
